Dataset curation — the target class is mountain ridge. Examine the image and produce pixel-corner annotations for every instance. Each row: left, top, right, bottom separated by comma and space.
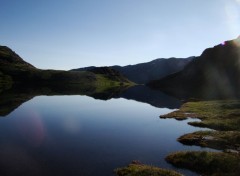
148, 36, 240, 99
71, 57, 194, 84
0, 46, 132, 92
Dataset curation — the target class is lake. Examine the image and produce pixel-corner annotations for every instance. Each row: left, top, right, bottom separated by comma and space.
0, 89, 213, 176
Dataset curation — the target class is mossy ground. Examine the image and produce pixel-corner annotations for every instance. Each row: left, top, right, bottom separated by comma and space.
178, 130, 240, 151
166, 151, 240, 176
162, 100, 240, 175
160, 100, 240, 131
115, 162, 183, 176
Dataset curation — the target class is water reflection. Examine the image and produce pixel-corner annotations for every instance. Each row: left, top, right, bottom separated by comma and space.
0, 85, 182, 117
0, 85, 209, 176
117, 85, 182, 109
0, 95, 206, 176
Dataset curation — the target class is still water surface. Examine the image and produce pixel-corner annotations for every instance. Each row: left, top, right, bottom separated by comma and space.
0, 95, 211, 176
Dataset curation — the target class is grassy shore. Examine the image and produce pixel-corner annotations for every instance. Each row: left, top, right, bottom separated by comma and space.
178, 130, 240, 151
160, 100, 240, 131
166, 151, 240, 176
162, 100, 240, 175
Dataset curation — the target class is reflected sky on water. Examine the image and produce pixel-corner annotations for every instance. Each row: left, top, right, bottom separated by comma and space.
0, 95, 213, 176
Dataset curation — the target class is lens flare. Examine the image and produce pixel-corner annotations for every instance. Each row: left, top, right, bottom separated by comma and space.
15, 110, 45, 147
235, 0, 240, 4
224, 1, 240, 37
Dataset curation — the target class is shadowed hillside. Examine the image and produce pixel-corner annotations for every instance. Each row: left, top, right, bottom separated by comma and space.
72, 57, 193, 84
148, 36, 240, 99
0, 46, 133, 92
0, 46, 35, 69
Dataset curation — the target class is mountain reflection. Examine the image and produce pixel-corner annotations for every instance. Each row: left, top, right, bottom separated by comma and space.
0, 85, 182, 117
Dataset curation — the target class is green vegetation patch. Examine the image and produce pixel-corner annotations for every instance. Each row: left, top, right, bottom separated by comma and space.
162, 100, 240, 175
115, 162, 183, 176
160, 100, 240, 131
178, 130, 240, 151
95, 74, 133, 93
166, 151, 240, 176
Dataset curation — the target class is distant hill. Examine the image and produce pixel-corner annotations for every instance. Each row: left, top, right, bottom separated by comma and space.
83, 66, 130, 83
0, 46, 132, 91
71, 57, 194, 84
148, 36, 240, 99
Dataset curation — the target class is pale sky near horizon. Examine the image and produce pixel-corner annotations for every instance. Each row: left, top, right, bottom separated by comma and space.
1, 0, 240, 70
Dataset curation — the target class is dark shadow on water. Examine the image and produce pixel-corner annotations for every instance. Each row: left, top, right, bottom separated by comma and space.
0, 84, 182, 117
117, 85, 182, 109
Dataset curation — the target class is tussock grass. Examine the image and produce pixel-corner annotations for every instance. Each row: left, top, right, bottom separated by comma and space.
163, 100, 240, 175
115, 162, 183, 176
161, 100, 240, 131
166, 151, 240, 176
178, 130, 240, 151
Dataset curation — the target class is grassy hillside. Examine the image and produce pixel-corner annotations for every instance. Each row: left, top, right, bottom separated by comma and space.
72, 57, 193, 84
0, 46, 35, 69
0, 46, 133, 92
0, 45, 134, 117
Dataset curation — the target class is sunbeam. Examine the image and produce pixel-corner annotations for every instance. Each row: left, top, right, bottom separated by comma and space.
224, 1, 240, 37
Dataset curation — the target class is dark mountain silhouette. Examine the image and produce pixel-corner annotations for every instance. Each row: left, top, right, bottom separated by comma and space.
148, 36, 240, 99
71, 57, 194, 84
0, 46, 36, 89
0, 46, 132, 92
0, 46, 35, 70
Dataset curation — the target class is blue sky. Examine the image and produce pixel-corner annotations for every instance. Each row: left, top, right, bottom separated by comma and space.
1, 0, 240, 70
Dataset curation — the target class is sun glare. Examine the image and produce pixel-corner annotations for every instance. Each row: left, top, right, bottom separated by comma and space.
233, 36, 240, 47
224, 1, 240, 37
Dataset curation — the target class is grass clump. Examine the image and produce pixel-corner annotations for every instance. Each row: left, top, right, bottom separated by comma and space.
162, 100, 240, 175
115, 161, 183, 176
166, 151, 240, 176
178, 130, 240, 151
160, 100, 240, 131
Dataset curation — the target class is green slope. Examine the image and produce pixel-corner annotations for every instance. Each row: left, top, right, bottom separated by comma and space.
0, 45, 133, 92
